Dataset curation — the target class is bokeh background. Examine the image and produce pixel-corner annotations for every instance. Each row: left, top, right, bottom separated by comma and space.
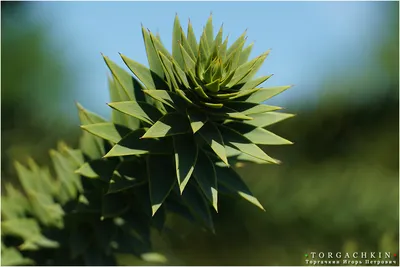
2, 1, 399, 265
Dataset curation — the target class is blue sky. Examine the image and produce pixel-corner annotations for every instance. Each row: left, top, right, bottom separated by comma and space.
28, 1, 389, 118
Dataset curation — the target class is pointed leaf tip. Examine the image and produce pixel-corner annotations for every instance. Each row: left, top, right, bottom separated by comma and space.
173, 135, 198, 194
148, 155, 176, 217
152, 205, 161, 216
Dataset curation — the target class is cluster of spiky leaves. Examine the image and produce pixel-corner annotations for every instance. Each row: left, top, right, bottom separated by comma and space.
1, 110, 167, 265
1, 14, 293, 266
1, 144, 77, 266
87, 14, 294, 218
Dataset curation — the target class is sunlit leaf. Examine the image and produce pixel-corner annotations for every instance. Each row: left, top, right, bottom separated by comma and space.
215, 166, 265, 211
204, 14, 214, 48
104, 129, 170, 157
75, 158, 119, 182
243, 85, 292, 103
238, 43, 254, 66
197, 122, 228, 165
224, 121, 293, 145
81, 123, 132, 144
193, 149, 218, 212
187, 19, 198, 54
141, 26, 165, 79
108, 101, 163, 125
2, 219, 59, 250
103, 55, 146, 102
218, 125, 280, 164
141, 112, 191, 139
234, 74, 272, 92
172, 15, 185, 70
187, 108, 208, 133
173, 134, 198, 193
76, 102, 106, 125
120, 53, 167, 90
243, 112, 295, 128
142, 89, 187, 110
1, 246, 34, 265
224, 101, 281, 115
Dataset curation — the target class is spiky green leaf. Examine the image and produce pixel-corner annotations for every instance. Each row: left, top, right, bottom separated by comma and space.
197, 122, 228, 165
81, 123, 132, 144
226, 29, 247, 57
108, 101, 163, 125
218, 125, 280, 164
104, 129, 170, 157
243, 112, 295, 128
186, 108, 208, 133
148, 155, 176, 216
235, 74, 272, 92
103, 55, 146, 102
243, 85, 292, 103
204, 14, 214, 48
1, 245, 34, 265
172, 15, 185, 69
108, 76, 140, 129
224, 101, 281, 115
76, 103, 106, 125
187, 19, 198, 54
50, 150, 82, 202
75, 158, 119, 182
193, 149, 218, 212
120, 53, 167, 90
141, 26, 165, 79
238, 43, 254, 66
215, 166, 265, 211
181, 182, 215, 232
2, 219, 59, 250
108, 161, 147, 193
142, 90, 188, 110
173, 134, 198, 193
141, 112, 191, 139
224, 121, 293, 145
180, 43, 196, 71
228, 51, 270, 87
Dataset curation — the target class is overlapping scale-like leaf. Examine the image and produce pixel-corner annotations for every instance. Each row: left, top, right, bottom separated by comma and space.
81, 123, 132, 144
104, 129, 171, 157
173, 134, 198, 193
193, 149, 218, 212
141, 112, 191, 139
148, 155, 176, 216
224, 121, 293, 145
218, 125, 280, 164
215, 165, 265, 211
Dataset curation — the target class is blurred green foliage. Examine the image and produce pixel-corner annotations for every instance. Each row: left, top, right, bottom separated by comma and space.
1, 2, 78, 180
